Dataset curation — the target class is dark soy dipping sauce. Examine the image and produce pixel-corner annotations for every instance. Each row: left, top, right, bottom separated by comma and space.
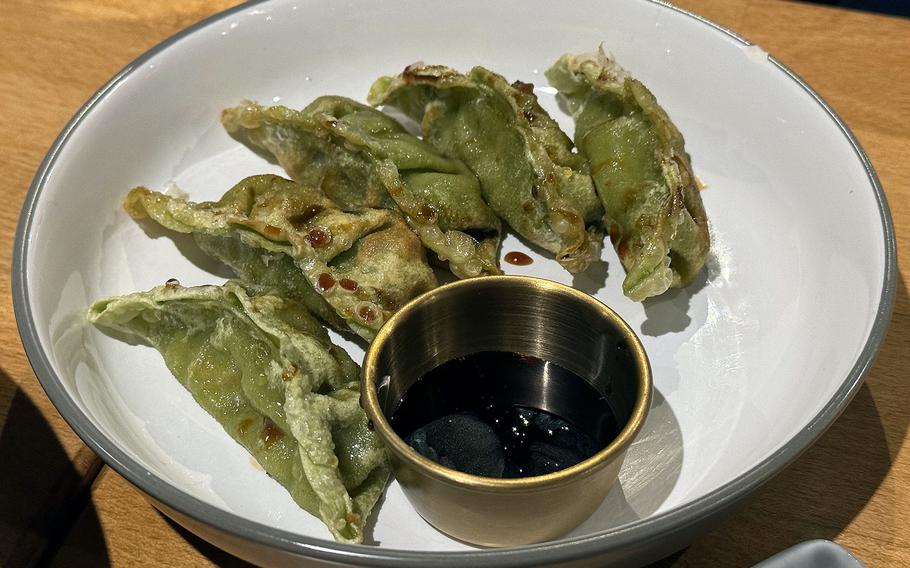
389, 352, 619, 479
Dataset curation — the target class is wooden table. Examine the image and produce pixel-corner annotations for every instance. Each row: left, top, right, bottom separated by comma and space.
1, 0, 907, 566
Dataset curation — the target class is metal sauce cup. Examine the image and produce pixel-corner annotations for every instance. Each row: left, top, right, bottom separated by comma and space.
362, 276, 652, 546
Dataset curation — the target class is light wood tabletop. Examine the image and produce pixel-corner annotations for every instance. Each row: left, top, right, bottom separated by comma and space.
1, 0, 907, 566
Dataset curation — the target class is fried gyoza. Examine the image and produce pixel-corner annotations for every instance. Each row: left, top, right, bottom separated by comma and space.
368, 64, 604, 274
87, 281, 388, 543
125, 174, 437, 340
546, 49, 710, 300
221, 97, 502, 278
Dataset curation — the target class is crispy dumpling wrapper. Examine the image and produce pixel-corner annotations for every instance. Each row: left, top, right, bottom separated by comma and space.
87, 281, 389, 543
545, 49, 710, 301
221, 97, 502, 278
125, 174, 437, 340
368, 64, 604, 274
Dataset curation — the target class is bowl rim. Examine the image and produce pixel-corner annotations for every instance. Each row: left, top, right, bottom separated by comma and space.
12, 1, 897, 566
361, 275, 653, 491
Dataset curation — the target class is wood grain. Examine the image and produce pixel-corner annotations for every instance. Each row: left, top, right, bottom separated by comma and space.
1, 0, 907, 566
51, 469, 249, 568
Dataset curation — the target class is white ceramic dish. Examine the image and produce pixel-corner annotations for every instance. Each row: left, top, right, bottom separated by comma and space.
14, 0, 895, 566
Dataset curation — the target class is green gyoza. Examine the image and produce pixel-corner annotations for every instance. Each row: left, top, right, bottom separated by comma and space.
222, 97, 502, 278
545, 49, 711, 301
125, 174, 437, 340
368, 65, 604, 274
87, 281, 389, 543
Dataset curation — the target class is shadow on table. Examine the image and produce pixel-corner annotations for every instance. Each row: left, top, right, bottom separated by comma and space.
652, 274, 910, 567
161, 516, 254, 568
0, 370, 108, 568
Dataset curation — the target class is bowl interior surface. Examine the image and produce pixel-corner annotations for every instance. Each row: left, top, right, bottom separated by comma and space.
20, 0, 889, 557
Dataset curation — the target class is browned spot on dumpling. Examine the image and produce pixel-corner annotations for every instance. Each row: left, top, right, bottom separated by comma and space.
261, 417, 284, 449
357, 218, 427, 264
417, 205, 438, 223
357, 303, 378, 323
617, 238, 630, 260
308, 227, 332, 248
511, 80, 534, 94
282, 365, 298, 381
607, 222, 622, 244
288, 206, 323, 229
402, 63, 457, 83
563, 210, 581, 225
316, 273, 336, 293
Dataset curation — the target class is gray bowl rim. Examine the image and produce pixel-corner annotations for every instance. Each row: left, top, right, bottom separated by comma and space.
12, 1, 897, 567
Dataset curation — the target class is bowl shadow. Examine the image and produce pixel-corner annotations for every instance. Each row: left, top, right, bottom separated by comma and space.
572, 257, 610, 296
127, 218, 233, 279
640, 268, 709, 337
568, 386, 683, 534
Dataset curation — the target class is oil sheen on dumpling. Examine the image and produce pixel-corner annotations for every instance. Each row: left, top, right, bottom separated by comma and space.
368, 64, 604, 274
87, 281, 389, 543
545, 49, 710, 301
221, 97, 502, 278
124, 174, 437, 340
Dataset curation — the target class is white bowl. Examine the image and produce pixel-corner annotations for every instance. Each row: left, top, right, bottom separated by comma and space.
13, 0, 895, 566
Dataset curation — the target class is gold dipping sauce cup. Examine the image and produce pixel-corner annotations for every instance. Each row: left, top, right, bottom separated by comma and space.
362, 276, 652, 547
